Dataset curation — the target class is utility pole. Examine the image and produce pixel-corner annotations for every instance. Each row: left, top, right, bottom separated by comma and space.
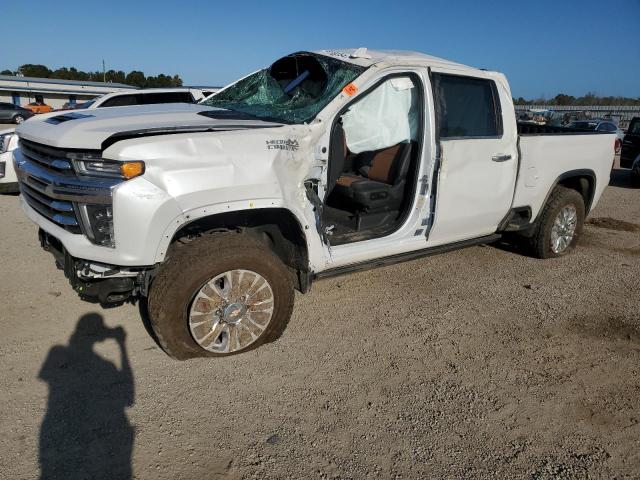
102, 59, 106, 83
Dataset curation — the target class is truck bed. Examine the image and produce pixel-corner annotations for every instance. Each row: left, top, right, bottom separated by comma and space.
513, 125, 615, 220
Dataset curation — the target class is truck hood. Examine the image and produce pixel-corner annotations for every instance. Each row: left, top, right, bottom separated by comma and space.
15, 103, 283, 150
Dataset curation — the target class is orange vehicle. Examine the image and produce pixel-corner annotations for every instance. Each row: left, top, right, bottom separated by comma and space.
24, 102, 53, 114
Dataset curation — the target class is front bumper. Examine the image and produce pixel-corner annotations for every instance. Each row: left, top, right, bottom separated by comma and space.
14, 147, 183, 266
39, 229, 137, 305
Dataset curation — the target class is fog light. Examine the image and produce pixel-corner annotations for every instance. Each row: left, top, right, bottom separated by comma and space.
80, 204, 115, 247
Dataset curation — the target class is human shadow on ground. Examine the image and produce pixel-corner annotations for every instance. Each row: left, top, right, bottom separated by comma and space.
38, 313, 134, 480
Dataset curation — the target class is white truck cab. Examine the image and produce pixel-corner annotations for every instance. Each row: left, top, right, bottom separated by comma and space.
13, 49, 615, 359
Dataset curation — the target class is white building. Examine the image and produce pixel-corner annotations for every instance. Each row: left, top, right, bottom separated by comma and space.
0, 75, 136, 109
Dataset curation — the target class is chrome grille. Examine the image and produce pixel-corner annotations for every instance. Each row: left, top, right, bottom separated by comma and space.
15, 139, 120, 241
19, 139, 79, 173
20, 181, 81, 233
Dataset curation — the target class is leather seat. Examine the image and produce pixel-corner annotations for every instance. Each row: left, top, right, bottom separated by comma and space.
332, 142, 413, 212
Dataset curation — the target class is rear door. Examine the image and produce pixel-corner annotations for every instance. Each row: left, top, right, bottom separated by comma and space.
426, 72, 518, 245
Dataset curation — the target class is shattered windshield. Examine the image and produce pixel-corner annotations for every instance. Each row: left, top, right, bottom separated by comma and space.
201, 53, 366, 124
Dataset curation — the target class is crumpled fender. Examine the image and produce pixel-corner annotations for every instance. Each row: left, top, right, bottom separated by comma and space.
106, 124, 329, 269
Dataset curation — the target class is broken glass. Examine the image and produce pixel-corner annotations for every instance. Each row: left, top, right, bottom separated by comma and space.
202, 53, 366, 124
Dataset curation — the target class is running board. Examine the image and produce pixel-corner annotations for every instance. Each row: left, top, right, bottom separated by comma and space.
314, 234, 502, 280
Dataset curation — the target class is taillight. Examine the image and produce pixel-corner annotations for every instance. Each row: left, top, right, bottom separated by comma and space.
615, 138, 621, 154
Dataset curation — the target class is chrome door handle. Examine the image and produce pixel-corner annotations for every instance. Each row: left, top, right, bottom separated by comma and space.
492, 154, 512, 162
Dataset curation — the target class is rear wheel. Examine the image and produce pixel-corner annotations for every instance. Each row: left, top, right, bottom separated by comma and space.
527, 186, 585, 259
147, 232, 295, 359
13, 115, 24, 124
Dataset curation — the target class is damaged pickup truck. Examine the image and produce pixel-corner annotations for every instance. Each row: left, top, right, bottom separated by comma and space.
14, 49, 616, 359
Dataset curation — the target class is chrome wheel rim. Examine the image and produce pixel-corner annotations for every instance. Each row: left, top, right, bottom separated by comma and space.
15, 116, 23, 124
550, 205, 577, 254
188, 269, 274, 353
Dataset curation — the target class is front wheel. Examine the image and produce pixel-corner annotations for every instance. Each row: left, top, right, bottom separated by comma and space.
528, 186, 585, 259
147, 232, 295, 359
13, 115, 25, 124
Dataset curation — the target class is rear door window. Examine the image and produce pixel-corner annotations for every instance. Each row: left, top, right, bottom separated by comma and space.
432, 74, 502, 138
137, 92, 194, 105
100, 95, 138, 107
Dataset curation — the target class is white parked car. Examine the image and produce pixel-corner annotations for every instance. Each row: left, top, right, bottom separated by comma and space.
13, 49, 616, 359
0, 88, 217, 193
72, 87, 210, 109
0, 129, 19, 192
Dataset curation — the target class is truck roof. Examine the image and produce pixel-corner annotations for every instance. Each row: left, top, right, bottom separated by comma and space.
314, 48, 482, 73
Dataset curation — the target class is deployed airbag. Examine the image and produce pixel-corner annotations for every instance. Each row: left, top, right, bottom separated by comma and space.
342, 77, 419, 154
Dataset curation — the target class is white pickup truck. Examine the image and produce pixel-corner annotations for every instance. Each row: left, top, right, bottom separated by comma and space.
13, 49, 615, 359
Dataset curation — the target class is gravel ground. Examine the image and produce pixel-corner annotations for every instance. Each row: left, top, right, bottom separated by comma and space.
0, 162, 638, 479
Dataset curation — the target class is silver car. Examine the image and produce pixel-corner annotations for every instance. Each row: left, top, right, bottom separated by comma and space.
0, 102, 34, 124
567, 119, 625, 153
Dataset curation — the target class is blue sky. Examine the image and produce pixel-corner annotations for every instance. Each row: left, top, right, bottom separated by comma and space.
2, 0, 639, 99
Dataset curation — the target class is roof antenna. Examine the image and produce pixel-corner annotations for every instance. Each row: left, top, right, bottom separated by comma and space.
350, 48, 371, 59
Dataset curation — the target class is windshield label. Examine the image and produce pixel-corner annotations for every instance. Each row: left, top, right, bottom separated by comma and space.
266, 139, 299, 151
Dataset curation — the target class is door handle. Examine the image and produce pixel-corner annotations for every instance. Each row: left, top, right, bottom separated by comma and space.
492, 154, 512, 162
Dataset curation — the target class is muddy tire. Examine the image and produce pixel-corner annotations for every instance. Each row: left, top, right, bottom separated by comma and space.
147, 232, 295, 360
527, 186, 585, 259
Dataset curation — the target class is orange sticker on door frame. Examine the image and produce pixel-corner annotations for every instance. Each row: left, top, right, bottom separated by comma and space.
342, 83, 358, 96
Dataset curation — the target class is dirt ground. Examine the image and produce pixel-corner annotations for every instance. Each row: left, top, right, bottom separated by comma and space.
0, 161, 638, 479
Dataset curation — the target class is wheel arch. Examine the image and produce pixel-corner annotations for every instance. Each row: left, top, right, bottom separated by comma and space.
167, 207, 311, 293
537, 169, 596, 222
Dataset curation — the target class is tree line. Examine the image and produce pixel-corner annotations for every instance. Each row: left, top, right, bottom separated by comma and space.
0, 64, 183, 88
514, 92, 640, 107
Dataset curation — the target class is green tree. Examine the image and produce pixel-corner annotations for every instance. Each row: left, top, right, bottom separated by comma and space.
125, 70, 146, 88
50, 67, 73, 80
552, 93, 575, 106
18, 64, 52, 78
4, 63, 184, 88
105, 70, 126, 84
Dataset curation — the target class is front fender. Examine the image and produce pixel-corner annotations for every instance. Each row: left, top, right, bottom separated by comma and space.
153, 199, 327, 271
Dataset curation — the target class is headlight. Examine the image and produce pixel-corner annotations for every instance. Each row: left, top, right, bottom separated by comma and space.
70, 153, 145, 180
0, 133, 16, 154
79, 204, 115, 247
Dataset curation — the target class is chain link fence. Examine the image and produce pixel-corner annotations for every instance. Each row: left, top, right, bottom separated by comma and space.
514, 105, 640, 129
